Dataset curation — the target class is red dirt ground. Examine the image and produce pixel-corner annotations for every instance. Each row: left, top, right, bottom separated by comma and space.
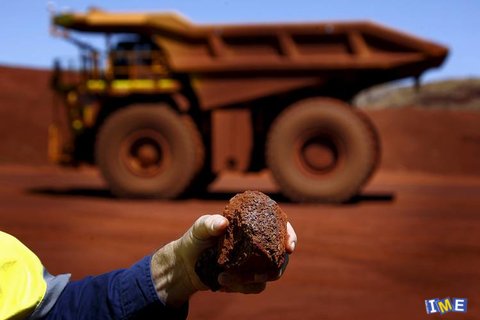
0, 166, 479, 320
1, 65, 479, 319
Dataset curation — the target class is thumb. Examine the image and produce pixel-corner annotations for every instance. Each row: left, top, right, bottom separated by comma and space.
177, 214, 228, 291
191, 214, 228, 243
179, 214, 228, 259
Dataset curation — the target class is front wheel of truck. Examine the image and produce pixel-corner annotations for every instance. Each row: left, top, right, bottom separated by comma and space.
266, 98, 380, 203
95, 105, 198, 199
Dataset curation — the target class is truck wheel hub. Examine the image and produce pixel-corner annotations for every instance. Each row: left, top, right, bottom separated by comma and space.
299, 136, 338, 173
137, 143, 160, 166
120, 130, 169, 177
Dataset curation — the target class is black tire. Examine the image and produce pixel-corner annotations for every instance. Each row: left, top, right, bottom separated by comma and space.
96, 105, 198, 199
266, 98, 380, 203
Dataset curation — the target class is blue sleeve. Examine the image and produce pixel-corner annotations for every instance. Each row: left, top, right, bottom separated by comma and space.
44, 255, 188, 320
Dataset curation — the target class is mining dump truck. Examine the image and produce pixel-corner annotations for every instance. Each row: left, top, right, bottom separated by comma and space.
49, 9, 448, 202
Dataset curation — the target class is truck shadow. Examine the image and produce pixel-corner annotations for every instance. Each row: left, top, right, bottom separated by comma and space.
27, 187, 394, 204
188, 191, 395, 204
28, 187, 115, 199
345, 193, 395, 205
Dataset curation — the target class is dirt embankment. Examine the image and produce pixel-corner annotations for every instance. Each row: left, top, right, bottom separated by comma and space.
367, 107, 480, 175
0, 65, 52, 164
0, 65, 479, 175
356, 78, 480, 110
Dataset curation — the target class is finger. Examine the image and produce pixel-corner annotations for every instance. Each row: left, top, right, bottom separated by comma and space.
221, 282, 267, 294
218, 271, 270, 286
285, 222, 297, 254
218, 271, 247, 286
191, 214, 228, 242
270, 254, 289, 281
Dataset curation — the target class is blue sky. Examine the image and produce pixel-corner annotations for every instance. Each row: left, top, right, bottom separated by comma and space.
0, 0, 478, 82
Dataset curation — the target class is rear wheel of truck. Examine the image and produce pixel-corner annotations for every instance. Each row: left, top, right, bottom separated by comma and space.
266, 98, 379, 203
96, 105, 198, 199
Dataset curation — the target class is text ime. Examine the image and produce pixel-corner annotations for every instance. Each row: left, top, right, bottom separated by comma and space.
425, 298, 467, 314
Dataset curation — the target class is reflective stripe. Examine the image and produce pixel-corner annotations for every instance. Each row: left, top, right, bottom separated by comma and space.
0, 232, 47, 320
86, 79, 180, 92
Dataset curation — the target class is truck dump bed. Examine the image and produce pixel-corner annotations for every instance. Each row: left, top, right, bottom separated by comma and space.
54, 9, 448, 108
54, 9, 447, 73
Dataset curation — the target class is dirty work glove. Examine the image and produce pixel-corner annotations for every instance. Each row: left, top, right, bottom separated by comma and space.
150, 214, 297, 307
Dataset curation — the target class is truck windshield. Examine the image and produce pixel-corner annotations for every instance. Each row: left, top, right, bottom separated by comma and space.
108, 35, 166, 79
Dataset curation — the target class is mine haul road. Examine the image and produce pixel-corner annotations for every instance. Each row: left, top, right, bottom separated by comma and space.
0, 165, 479, 320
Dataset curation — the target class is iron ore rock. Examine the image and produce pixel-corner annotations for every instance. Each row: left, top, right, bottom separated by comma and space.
195, 190, 288, 291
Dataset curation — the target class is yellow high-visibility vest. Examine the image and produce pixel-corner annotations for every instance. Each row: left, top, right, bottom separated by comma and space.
0, 231, 47, 320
